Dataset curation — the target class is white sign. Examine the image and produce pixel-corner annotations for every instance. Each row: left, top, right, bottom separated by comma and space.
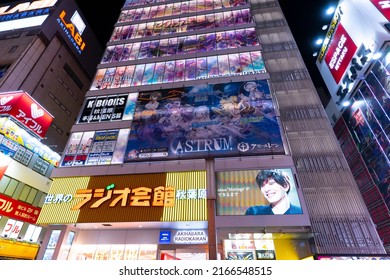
173, 230, 208, 244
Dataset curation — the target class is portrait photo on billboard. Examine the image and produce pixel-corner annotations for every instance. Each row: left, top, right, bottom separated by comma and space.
123, 80, 285, 162
216, 168, 303, 216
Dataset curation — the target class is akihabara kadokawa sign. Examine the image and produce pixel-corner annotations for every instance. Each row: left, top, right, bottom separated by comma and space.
0, 91, 53, 138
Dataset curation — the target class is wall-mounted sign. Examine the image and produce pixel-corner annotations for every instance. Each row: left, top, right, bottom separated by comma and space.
216, 168, 303, 216
78, 93, 137, 123
0, 193, 41, 224
37, 171, 208, 225
0, 0, 58, 15
172, 230, 208, 244
370, 0, 390, 21
57, 10, 86, 54
324, 23, 357, 84
0, 117, 60, 166
0, 153, 11, 180
159, 231, 171, 244
0, 0, 57, 32
0, 91, 53, 138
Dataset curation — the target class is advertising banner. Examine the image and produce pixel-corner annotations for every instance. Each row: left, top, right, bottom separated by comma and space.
370, 0, 390, 21
324, 23, 357, 84
0, 117, 60, 166
124, 80, 284, 162
216, 168, 302, 216
0, 152, 11, 180
0, 91, 53, 138
78, 93, 138, 123
37, 171, 207, 224
0, 193, 41, 223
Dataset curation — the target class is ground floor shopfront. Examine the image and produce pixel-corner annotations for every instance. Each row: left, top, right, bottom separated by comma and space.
36, 222, 313, 260
36, 165, 312, 260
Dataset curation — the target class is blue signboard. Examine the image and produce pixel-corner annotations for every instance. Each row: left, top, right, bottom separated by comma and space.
159, 231, 171, 244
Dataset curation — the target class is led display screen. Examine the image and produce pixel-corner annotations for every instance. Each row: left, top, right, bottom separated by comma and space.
216, 168, 303, 216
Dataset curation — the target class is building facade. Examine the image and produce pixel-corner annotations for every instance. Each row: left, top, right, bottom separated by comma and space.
0, 0, 102, 259
316, 0, 390, 252
37, 0, 385, 260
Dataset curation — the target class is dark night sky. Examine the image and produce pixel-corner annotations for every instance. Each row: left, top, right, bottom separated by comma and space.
75, 0, 338, 91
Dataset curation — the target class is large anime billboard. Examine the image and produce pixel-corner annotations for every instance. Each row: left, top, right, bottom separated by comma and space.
123, 80, 285, 162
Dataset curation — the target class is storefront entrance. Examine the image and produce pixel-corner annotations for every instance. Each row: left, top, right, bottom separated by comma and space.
158, 245, 208, 260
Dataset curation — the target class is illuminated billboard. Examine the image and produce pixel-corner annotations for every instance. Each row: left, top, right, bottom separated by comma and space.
123, 80, 284, 162
0, 91, 54, 138
0, 0, 57, 32
0, 117, 60, 166
37, 171, 207, 224
216, 168, 303, 216
323, 23, 357, 84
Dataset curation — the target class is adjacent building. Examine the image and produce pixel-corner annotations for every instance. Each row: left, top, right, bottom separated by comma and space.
0, 0, 103, 259
36, 0, 386, 260
315, 0, 390, 253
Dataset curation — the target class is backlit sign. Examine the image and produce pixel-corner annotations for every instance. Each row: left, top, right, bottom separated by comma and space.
173, 230, 208, 244
0, 193, 41, 224
317, 12, 340, 62
370, 0, 390, 20
0, 91, 53, 138
43, 184, 207, 209
0, 0, 57, 32
0, 0, 57, 15
57, 10, 86, 54
324, 23, 357, 84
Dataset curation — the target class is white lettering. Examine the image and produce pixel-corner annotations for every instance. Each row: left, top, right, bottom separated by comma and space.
379, 1, 390, 9
0, 0, 57, 15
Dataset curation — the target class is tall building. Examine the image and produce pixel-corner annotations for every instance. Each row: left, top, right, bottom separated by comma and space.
36, 0, 385, 260
315, 0, 390, 253
0, 0, 103, 259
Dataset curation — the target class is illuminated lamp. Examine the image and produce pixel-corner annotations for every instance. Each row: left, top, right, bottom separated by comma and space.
325, 6, 336, 15
342, 101, 351, 107
315, 38, 323, 46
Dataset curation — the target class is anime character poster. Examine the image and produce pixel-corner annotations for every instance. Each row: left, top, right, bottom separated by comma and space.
74, 131, 95, 166
124, 80, 285, 162
85, 131, 107, 165
121, 65, 135, 87
90, 69, 106, 91
61, 132, 83, 166
101, 46, 115, 63
101, 68, 116, 90
98, 130, 119, 165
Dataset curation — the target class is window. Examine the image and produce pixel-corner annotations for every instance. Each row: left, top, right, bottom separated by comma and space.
9, 45, 18, 53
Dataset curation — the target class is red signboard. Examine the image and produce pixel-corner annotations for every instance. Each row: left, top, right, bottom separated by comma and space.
0, 153, 11, 180
370, 0, 390, 21
324, 23, 357, 84
0, 91, 53, 138
0, 193, 41, 224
